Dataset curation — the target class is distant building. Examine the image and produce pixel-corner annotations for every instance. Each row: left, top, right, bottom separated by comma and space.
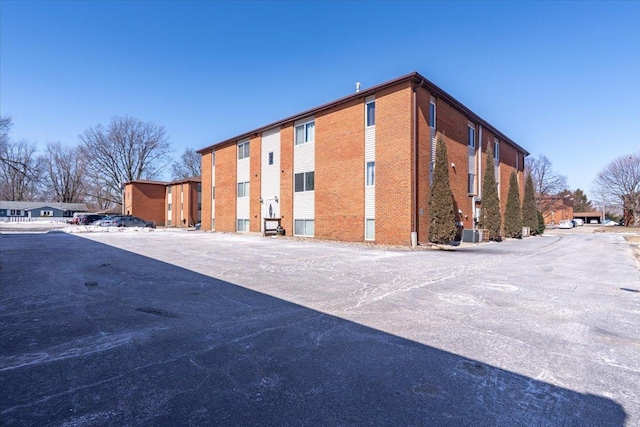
540, 196, 574, 225
123, 177, 202, 227
0, 201, 88, 221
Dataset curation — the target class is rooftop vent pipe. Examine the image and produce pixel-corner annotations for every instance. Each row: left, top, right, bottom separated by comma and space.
356, 82, 361, 93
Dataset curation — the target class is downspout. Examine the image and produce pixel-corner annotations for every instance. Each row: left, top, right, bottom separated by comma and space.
411, 80, 423, 247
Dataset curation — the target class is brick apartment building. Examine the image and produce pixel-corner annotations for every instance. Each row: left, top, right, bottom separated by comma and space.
197, 72, 528, 246
123, 177, 201, 227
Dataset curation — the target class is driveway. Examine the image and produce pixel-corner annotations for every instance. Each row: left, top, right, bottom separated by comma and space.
1, 229, 639, 426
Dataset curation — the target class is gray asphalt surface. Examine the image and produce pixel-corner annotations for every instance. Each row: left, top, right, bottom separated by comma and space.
1, 226, 639, 426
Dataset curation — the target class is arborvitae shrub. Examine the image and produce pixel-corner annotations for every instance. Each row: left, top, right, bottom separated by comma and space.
480, 145, 502, 242
504, 171, 523, 238
522, 173, 538, 235
429, 136, 457, 244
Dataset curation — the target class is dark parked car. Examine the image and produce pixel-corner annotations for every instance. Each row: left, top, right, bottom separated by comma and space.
101, 215, 155, 228
78, 214, 106, 225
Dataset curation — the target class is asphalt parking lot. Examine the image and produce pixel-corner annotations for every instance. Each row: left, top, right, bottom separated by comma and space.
1, 225, 639, 426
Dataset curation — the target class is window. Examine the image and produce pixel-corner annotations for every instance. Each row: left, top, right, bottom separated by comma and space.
494, 140, 500, 160
237, 182, 249, 198
468, 125, 475, 148
366, 101, 375, 127
167, 220, 172, 226
167, 185, 172, 194
295, 121, 315, 145
268, 152, 274, 165
9, 209, 22, 216
197, 183, 202, 192
468, 173, 475, 194
294, 171, 314, 192
294, 219, 314, 236
237, 219, 250, 232
212, 186, 215, 200
429, 101, 436, 128
238, 141, 250, 159
40, 210, 53, 217
211, 218, 215, 230
198, 203, 201, 211
211, 151, 216, 166
365, 219, 375, 240
366, 162, 375, 186
168, 203, 172, 211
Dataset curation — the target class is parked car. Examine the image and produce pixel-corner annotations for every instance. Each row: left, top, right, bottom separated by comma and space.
92, 215, 116, 226
79, 214, 106, 225
589, 219, 599, 224
101, 215, 155, 228
558, 220, 573, 229
573, 218, 584, 226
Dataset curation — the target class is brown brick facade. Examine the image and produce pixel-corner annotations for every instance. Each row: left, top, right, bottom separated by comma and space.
198, 72, 528, 245
315, 98, 365, 242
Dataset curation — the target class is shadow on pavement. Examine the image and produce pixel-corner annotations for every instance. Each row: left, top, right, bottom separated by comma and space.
0, 233, 627, 426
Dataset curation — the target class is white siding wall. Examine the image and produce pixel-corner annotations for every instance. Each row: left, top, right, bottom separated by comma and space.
261, 128, 281, 230
294, 118, 315, 220
237, 139, 250, 225
364, 96, 375, 229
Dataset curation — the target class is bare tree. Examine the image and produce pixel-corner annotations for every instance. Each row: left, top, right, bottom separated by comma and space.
593, 152, 640, 227
79, 116, 172, 206
41, 142, 87, 203
171, 147, 201, 180
525, 154, 568, 210
0, 138, 43, 201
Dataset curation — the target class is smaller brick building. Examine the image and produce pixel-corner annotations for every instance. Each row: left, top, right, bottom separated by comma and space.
123, 177, 201, 227
540, 196, 574, 225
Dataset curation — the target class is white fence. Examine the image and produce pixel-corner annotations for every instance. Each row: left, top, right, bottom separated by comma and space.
0, 217, 70, 223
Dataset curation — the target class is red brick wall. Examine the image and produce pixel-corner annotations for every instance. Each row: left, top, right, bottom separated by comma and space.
376, 82, 414, 246
216, 143, 237, 232
250, 134, 262, 232
126, 182, 166, 226
416, 87, 433, 242
280, 124, 294, 235
315, 98, 365, 242
435, 98, 474, 229
201, 151, 212, 231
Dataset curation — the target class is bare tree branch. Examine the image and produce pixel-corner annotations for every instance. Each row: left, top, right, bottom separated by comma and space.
79, 116, 172, 206
171, 147, 201, 180
525, 154, 568, 210
593, 152, 640, 226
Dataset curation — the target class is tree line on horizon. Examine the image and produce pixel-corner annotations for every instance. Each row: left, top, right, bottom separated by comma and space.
0, 115, 201, 209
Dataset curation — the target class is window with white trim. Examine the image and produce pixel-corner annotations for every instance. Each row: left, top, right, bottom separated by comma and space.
468, 173, 475, 194
237, 181, 249, 198
268, 152, 274, 165
237, 219, 250, 232
494, 139, 500, 160
295, 120, 315, 145
211, 151, 216, 166
366, 162, 375, 186
365, 219, 375, 240
294, 219, 314, 237
9, 209, 22, 216
366, 100, 375, 127
468, 125, 476, 148
167, 185, 172, 194
294, 172, 314, 192
238, 141, 250, 160
212, 186, 216, 200
429, 101, 436, 128
40, 210, 53, 217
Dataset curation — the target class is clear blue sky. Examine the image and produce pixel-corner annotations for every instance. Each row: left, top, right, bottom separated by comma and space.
2, 1, 638, 199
